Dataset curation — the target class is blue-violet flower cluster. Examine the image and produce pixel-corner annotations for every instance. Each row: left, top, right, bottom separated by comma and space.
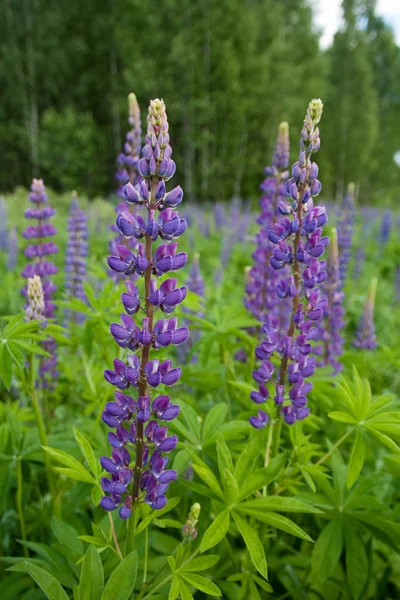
337, 182, 355, 290
101, 99, 187, 520
353, 277, 377, 350
250, 99, 328, 427
65, 193, 88, 322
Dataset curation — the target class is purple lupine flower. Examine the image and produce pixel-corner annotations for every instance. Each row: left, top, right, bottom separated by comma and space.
353, 246, 365, 280
315, 228, 344, 373
109, 93, 142, 281
0, 197, 8, 252
353, 277, 377, 350
245, 122, 291, 326
337, 182, 355, 290
380, 209, 392, 247
186, 253, 205, 298
65, 193, 88, 322
7, 227, 18, 271
102, 99, 186, 521
214, 203, 226, 231
22, 179, 58, 383
250, 99, 328, 427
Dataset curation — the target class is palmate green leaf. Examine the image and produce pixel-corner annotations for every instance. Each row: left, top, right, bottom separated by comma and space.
180, 555, 220, 572
179, 579, 195, 600
235, 508, 313, 542
232, 511, 268, 579
216, 436, 234, 474
180, 572, 222, 596
0, 344, 13, 390
237, 452, 286, 502
79, 545, 104, 600
205, 420, 249, 447
347, 429, 365, 489
345, 523, 368, 600
53, 467, 96, 484
202, 404, 228, 443
101, 551, 137, 600
311, 520, 343, 583
200, 508, 230, 552
74, 428, 99, 478
366, 393, 395, 418
238, 496, 322, 514
25, 562, 69, 600
192, 465, 224, 500
366, 427, 400, 453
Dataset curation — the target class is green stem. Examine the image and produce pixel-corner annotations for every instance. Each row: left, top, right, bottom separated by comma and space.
125, 505, 138, 557
316, 428, 355, 465
263, 424, 274, 496
16, 459, 28, 557
271, 415, 282, 459
143, 526, 149, 585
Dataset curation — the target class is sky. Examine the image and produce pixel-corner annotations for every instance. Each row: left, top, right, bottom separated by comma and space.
313, 0, 400, 48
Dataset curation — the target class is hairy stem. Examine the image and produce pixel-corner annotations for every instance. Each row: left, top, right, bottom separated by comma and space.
316, 428, 355, 466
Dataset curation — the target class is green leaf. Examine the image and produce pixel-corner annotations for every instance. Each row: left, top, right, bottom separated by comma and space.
180, 555, 219, 572
328, 411, 357, 424
54, 467, 96, 484
345, 524, 368, 600
51, 518, 83, 555
347, 429, 365, 489
202, 404, 229, 442
79, 545, 104, 600
200, 508, 230, 552
238, 496, 322, 513
178, 579, 194, 600
180, 572, 221, 596
101, 551, 138, 600
234, 431, 263, 486
237, 452, 286, 501
25, 562, 70, 600
232, 512, 268, 579
236, 509, 313, 542
168, 575, 180, 600
366, 427, 400, 453
0, 344, 13, 390
192, 464, 224, 500
74, 428, 99, 478
43, 447, 96, 483
216, 437, 234, 474
179, 401, 201, 441
311, 520, 343, 583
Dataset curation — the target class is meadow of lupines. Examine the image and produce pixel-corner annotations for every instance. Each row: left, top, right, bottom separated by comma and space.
1, 95, 400, 600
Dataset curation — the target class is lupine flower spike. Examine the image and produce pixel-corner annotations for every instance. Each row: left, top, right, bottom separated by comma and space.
250, 99, 328, 427
353, 277, 377, 350
315, 228, 344, 373
245, 122, 291, 326
7, 227, 18, 271
65, 193, 88, 322
22, 179, 58, 382
337, 182, 355, 290
102, 99, 187, 527
182, 502, 201, 541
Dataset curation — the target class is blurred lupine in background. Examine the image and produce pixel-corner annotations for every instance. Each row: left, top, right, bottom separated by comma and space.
102, 99, 188, 554
109, 93, 142, 280
0, 197, 8, 251
380, 209, 392, 247
354, 277, 378, 350
245, 121, 290, 326
250, 99, 328, 428
7, 226, 18, 271
315, 228, 344, 372
22, 179, 59, 382
337, 182, 355, 289
65, 193, 88, 322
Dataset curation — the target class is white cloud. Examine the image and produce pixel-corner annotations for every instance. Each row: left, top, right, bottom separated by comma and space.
312, 0, 400, 48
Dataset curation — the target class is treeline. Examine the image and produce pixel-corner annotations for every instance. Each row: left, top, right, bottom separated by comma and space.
1, 0, 399, 202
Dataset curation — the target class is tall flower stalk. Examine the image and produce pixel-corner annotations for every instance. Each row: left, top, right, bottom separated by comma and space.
337, 182, 355, 290
102, 99, 188, 556
22, 179, 58, 383
250, 99, 328, 432
245, 122, 290, 326
65, 193, 88, 323
315, 228, 344, 373
110, 93, 142, 280
353, 277, 377, 350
